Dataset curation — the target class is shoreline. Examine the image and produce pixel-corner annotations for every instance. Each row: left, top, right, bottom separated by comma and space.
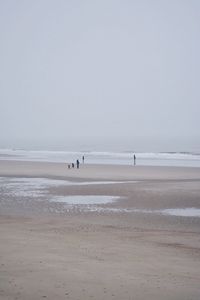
1, 148, 200, 168
1, 159, 200, 181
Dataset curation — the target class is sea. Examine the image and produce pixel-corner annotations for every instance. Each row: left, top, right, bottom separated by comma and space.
0, 148, 200, 167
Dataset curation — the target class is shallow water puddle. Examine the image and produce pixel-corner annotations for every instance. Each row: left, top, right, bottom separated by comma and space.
0, 177, 134, 198
82, 207, 200, 217
51, 195, 119, 205
127, 208, 200, 217
2, 177, 199, 217
161, 208, 200, 217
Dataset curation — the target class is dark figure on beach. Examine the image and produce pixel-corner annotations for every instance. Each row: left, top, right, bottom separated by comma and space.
134, 154, 136, 166
82, 155, 85, 164
68, 164, 71, 169
72, 163, 74, 168
76, 159, 80, 169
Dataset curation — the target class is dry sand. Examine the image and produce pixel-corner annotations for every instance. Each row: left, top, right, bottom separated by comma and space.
0, 160, 200, 300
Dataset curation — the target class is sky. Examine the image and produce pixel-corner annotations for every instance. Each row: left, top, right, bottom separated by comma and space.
0, 0, 200, 152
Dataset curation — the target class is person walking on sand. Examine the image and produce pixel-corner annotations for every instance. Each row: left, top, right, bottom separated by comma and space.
134, 154, 136, 166
82, 155, 85, 164
76, 159, 80, 169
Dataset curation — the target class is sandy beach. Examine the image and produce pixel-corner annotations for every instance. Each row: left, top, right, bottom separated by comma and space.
0, 160, 200, 300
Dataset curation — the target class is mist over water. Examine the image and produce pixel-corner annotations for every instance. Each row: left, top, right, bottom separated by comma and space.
1, 136, 200, 154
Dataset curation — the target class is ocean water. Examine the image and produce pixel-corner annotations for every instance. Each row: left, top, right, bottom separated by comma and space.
0, 148, 200, 167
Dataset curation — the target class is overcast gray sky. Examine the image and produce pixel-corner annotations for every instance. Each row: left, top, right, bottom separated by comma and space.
0, 0, 200, 151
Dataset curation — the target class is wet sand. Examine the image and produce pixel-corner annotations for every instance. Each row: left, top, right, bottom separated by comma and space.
0, 160, 200, 299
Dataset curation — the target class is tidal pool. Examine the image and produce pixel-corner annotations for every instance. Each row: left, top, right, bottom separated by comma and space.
161, 208, 200, 217
0, 177, 134, 199
51, 195, 119, 205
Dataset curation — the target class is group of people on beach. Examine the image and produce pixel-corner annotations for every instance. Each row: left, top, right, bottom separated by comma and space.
68, 155, 84, 169
67, 154, 136, 168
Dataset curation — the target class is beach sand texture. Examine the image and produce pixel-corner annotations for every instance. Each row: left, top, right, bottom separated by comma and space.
0, 160, 200, 300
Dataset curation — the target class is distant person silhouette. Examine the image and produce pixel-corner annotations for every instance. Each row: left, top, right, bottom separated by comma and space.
76, 159, 80, 169
72, 163, 74, 168
134, 154, 136, 166
82, 155, 85, 164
